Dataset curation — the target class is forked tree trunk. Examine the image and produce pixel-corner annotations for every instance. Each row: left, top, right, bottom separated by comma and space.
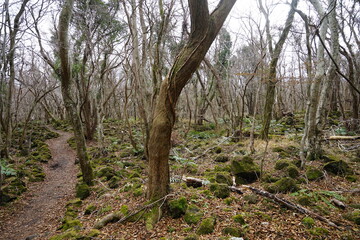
147, 0, 236, 201
58, 0, 93, 185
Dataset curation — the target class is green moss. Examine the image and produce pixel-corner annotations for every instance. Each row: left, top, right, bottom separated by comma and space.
212, 183, 230, 199
297, 196, 314, 206
61, 219, 82, 231
168, 197, 188, 218
343, 210, 360, 225
215, 172, 232, 185
286, 164, 299, 178
243, 194, 259, 204
108, 176, 120, 189
215, 155, 229, 163
213, 147, 222, 154
65, 207, 78, 219
196, 217, 216, 235
345, 175, 357, 182
224, 197, 233, 205
231, 157, 260, 184
265, 177, 299, 193
302, 217, 315, 228
323, 160, 352, 175
99, 205, 112, 214
96, 167, 115, 180
222, 227, 243, 237
49, 230, 80, 240
120, 205, 129, 215
184, 234, 199, 240
261, 173, 280, 183
233, 214, 246, 225
308, 227, 329, 236
133, 187, 143, 197
184, 205, 203, 225
66, 198, 82, 207
75, 183, 90, 200
84, 204, 96, 215
306, 168, 324, 181
88, 229, 101, 237
274, 159, 291, 170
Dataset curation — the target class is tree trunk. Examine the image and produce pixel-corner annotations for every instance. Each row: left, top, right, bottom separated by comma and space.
260, 0, 299, 139
58, 0, 93, 185
147, 0, 236, 201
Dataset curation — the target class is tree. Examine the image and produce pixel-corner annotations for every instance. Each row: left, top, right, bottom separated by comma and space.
147, 0, 236, 202
259, 0, 299, 140
58, 0, 93, 185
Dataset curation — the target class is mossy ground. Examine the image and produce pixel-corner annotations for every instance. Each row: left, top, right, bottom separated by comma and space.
3, 119, 358, 239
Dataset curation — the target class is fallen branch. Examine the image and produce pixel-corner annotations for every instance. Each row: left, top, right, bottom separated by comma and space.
328, 136, 360, 140
243, 185, 341, 229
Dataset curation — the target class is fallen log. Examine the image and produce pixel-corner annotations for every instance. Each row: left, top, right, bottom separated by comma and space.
243, 185, 341, 229
328, 136, 360, 140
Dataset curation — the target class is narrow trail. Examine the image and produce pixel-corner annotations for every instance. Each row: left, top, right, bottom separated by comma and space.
0, 130, 77, 240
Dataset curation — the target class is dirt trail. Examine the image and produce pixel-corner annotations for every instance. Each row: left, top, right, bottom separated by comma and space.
0, 130, 77, 240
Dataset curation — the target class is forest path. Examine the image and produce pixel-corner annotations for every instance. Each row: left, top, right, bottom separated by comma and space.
0, 129, 77, 240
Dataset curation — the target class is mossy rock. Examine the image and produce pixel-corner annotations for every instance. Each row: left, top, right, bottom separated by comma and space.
233, 214, 246, 225
196, 217, 216, 235
210, 183, 230, 199
261, 173, 280, 183
96, 167, 116, 180
343, 210, 360, 225
215, 172, 232, 185
213, 147, 222, 154
87, 229, 101, 237
308, 227, 329, 236
231, 156, 260, 184
49, 230, 80, 240
264, 177, 299, 193
61, 219, 82, 231
243, 194, 259, 204
76, 183, 91, 200
108, 176, 120, 189
184, 234, 199, 240
274, 159, 291, 170
222, 227, 243, 237
65, 207, 78, 219
66, 198, 82, 208
286, 164, 299, 178
84, 204, 96, 215
302, 217, 315, 228
297, 196, 314, 206
133, 187, 143, 197
184, 205, 203, 225
323, 160, 352, 175
168, 197, 188, 218
321, 154, 340, 163
215, 155, 229, 163
306, 167, 324, 181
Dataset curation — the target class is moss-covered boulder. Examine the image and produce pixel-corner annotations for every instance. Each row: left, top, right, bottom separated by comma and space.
196, 217, 216, 235
168, 197, 187, 219
215, 172, 232, 185
306, 167, 324, 181
343, 210, 360, 225
274, 159, 291, 170
210, 183, 230, 199
323, 160, 352, 175
215, 155, 229, 163
96, 167, 116, 180
243, 194, 259, 204
286, 164, 299, 178
184, 234, 199, 240
76, 183, 91, 200
184, 205, 203, 225
222, 227, 243, 237
85, 204, 96, 215
49, 230, 80, 240
231, 156, 260, 184
61, 219, 82, 231
264, 177, 299, 193
297, 196, 314, 206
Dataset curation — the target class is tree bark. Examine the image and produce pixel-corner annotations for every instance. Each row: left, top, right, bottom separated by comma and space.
147, 0, 236, 201
58, 0, 93, 185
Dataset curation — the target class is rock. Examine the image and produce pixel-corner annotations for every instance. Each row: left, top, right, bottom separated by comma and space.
76, 183, 91, 200
215, 172, 232, 185
306, 167, 324, 181
274, 159, 291, 170
215, 155, 229, 163
231, 156, 260, 184
210, 183, 230, 199
297, 196, 313, 206
196, 217, 216, 235
286, 164, 299, 178
184, 205, 203, 225
323, 160, 352, 175
168, 197, 187, 218
66, 198, 82, 207
96, 166, 116, 180
108, 176, 120, 189
61, 219, 82, 231
243, 194, 259, 204
85, 204, 96, 215
222, 227, 243, 237
265, 177, 299, 193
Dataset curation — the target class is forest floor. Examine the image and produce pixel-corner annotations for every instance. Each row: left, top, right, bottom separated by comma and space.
0, 129, 77, 240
